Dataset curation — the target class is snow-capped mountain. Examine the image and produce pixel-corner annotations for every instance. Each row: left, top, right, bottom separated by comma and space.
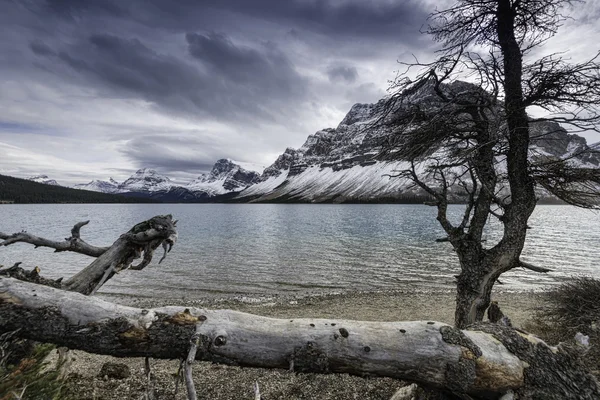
237, 86, 600, 203
73, 178, 122, 193
27, 175, 60, 186
119, 168, 172, 193
187, 159, 260, 196
70, 160, 260, 201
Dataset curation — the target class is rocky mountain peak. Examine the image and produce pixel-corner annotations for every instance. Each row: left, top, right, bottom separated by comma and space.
73, 179, 122, 194
120, 168, 171, 193
27, 175, 60, 186
209, 159, 238, 179
262, 148, 300, 179
338, 102, 383, 127
130, 168, 170, 180
530, 122, 599, 165
187, 159, 260, 194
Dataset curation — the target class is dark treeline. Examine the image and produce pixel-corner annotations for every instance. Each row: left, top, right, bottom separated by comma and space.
0, 174, 157, 204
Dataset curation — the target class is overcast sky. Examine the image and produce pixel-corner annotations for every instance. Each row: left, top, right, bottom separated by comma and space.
1, 0, 599, 185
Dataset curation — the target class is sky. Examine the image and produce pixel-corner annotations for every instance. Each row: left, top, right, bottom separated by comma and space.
1, 0, 599, 185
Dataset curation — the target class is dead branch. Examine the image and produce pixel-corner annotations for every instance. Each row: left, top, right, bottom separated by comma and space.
0, 220, 109, 257
520, 261, 553, 273
185, 326, 202, 400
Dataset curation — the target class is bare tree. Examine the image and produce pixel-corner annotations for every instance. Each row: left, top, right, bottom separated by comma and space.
378, 0, 600, 328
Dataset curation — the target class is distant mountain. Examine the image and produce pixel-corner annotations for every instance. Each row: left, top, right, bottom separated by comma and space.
119, 168, 172, 193
187, 159, 260, 196
236, 83, 600, 203
27, 175, 60, 186
73, 178, 122, 194
0, 174, 156, 204
69, 160, 261, 202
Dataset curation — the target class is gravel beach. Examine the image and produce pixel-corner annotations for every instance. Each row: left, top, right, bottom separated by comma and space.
57, 289, 542, 400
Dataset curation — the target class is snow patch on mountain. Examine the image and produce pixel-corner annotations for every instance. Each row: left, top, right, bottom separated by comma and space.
185, 159, 260, 196
27, 175, 60, 186
73, 178, 123, 193
119, 168, 172, 193
253, 162, 417, 202
238, 169, 290, 197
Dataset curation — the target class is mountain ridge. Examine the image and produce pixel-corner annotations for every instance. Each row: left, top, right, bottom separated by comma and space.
14, 83, 600, 203
235, 85, 600, 203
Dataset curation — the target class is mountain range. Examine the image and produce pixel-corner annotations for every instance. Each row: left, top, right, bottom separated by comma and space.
26, 84, 600, 203
46, 158, 262, 202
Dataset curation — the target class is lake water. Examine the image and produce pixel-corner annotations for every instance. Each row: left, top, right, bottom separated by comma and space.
0, 204, 598, 299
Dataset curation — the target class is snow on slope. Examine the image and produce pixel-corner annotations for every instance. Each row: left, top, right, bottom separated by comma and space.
237, 81, 600, 203
254, 162, 416, 202
238, 169, 290, 197
73, 178, 123, 193
27, 175, 60, 186
120, 168, 172, 193
186, 159, 260, 196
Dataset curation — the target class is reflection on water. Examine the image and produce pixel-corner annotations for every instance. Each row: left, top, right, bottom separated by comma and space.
0, 204, 598, 298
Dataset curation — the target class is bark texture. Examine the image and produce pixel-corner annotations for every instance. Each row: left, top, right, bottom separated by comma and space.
1, 278, 598, 399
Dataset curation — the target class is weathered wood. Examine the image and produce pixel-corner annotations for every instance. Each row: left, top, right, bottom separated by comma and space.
185, 326, 201, 400
0, 221, 109, 257
1, 278, 598, 399
1, 216, 178, 295
519, 261, 553, 273
63, 215, 178, 295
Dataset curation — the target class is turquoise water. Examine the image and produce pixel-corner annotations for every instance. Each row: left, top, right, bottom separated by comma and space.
0, 204, 598, 298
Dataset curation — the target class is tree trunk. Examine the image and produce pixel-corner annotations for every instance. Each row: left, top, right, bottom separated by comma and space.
454, 256, 493, 329
450, 0, 540, 330
1, 278, 598, 399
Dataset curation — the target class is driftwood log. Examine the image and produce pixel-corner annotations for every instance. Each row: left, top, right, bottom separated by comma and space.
0, 215, 177, 295
0, 278, 598, 399
1, 215, 599, 399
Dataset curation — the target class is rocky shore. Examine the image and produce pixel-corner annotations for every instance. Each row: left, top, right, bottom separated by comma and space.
56, 289, 541, 399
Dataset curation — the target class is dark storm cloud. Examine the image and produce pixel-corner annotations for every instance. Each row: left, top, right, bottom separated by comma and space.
30, 32, 307, 122
205, 0, 429, 39
0, 0, 440, 182
38, 0, 128, 19
121, 134, 230, 173
327, 65, 358, 83
185, 32, 305, 98
29, 40, 56, 57
35, 0, 428, 42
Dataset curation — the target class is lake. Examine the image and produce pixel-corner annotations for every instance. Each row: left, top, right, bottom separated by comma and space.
0, 204, 598, 299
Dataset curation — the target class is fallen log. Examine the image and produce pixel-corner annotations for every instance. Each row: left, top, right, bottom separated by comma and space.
1, 278, 598, 399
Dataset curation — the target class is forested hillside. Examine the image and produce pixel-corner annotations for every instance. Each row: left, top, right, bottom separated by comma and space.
0, 174, 157, 203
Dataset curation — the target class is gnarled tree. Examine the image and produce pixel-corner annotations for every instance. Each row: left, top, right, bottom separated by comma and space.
378, 0, 600, 328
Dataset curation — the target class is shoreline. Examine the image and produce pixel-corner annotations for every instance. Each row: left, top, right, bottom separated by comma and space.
99, 286, 542, 327
60, 288, 542, 399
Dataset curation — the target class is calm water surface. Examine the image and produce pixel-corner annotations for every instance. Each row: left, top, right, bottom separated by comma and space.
0, 204, 598, 298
